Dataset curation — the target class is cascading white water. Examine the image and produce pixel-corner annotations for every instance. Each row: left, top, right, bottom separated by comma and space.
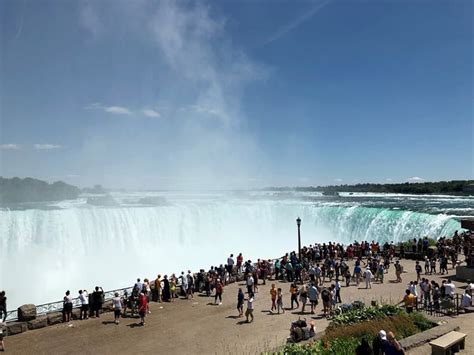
0, 194, 463, 308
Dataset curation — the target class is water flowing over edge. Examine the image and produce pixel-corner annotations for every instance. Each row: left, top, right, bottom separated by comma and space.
0, 200, 462, 308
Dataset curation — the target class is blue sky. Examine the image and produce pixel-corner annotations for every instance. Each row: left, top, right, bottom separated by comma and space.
1, 0, 472, 189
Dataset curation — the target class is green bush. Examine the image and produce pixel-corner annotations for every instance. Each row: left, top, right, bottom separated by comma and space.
275, 307, 433, 355
277, 338, 359, 355
328, 304, 401, 328
408, 311, 433, 331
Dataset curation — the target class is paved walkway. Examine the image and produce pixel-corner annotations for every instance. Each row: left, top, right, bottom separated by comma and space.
4, 259, 472, 354
406, 312, 474, 355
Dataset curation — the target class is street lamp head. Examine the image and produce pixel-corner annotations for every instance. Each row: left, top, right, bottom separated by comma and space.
296, 217, 301, 226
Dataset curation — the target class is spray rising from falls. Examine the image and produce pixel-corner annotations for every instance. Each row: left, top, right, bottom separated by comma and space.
0, 198, 462, 308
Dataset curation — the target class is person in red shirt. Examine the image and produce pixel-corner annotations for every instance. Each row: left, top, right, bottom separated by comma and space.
138, 292, 148, 326
236, 253, 244, 273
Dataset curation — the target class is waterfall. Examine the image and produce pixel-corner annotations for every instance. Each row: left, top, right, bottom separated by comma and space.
0, 198, 461, 308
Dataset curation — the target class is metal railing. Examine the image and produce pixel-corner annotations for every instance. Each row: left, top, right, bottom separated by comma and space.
5, 287, 132, 323
414, 293, 466, 316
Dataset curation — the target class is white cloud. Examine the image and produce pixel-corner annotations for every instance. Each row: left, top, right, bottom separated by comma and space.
0, 144, 21, 150
34, 144, 61, 150
407, 176, 424, 183
334, 178, 343, 183
104, 106, 132, 115
86, 103, 132, 115
386, 178, 393, 182
76, 1, 267, 189
142, 109, 160, 118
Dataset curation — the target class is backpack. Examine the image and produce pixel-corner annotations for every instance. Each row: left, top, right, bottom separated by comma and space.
321, 289, 330, 302
295, 318, 307, 328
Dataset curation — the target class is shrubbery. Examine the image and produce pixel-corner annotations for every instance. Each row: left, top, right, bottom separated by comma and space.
277, 307, 433, 355
328, 304, 401, 328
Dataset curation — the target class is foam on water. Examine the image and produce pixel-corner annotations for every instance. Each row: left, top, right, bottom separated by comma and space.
0, 191, 469, 308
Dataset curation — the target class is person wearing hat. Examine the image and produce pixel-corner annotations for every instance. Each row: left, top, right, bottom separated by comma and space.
372, 330, 387, 355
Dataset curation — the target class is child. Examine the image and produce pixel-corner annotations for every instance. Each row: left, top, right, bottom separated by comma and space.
246, 292, 254, 323
430, 258, 437, 275
237, 288, 244, 317
277, 288, 285, 314
344, 269, 351, 287
378, 263, 384, 283
270, 284, 277, 312
424, 256, 430, 275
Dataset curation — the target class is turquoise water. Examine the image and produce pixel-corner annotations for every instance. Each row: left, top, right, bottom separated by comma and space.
0, 191, 471, 307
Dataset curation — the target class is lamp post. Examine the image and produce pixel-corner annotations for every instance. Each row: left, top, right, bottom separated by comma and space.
296, 217, 301, 262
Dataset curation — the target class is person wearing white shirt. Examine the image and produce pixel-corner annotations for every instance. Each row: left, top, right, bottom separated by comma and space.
246, 274, 254, 294
78, 289, 89, 320
466, 282, 474, 297
444, 280, 456, 298
408, 281, 418, 298
364, 268, 373, 289
226, 254, 235, 274
461, 291, 472, 309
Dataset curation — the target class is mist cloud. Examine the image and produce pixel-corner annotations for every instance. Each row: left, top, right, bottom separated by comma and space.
77, 0, 268, 189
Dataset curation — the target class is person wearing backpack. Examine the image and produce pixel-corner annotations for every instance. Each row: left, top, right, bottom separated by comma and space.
92, 286, 104, 318
321, 288, 331, 317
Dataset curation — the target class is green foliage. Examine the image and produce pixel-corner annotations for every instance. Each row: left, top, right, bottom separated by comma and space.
275, 308, 433, 355
264, 180, 474, 196
328, 304, 401, 328
0, 177, 80, 204
408, 311, 432, 331
277, 338, 359, 355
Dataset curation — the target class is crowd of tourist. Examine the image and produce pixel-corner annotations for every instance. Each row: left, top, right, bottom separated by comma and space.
0, 229, 471, 354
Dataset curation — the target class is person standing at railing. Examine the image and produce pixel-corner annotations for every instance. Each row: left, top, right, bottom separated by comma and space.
92, 286, 104, 318
112, 292, 123, 325
461, 289, 472, 309
399, 289, 416, 313
154, 275, 162, 303
0, 291, 6, 322
78, 290, 89, 320
63, 290, 73, 322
